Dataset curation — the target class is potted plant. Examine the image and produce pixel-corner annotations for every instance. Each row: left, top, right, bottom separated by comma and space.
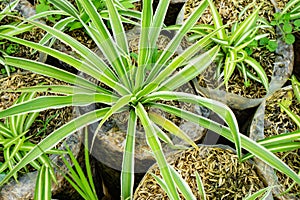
249, 75, 300, 199
0, 0, 299, 199
172, 0, 293, 110
0, 72, 83, 199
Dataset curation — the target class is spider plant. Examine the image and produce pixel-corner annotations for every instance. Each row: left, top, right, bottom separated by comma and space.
0, 0, 299, 199
205, 0, 270, 90
58, 128, 98, 200
243, 76, 300, 162
168, 0, 271, 90
0, 92, 65, 199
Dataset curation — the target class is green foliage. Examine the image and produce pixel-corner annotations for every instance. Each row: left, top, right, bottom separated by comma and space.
269, 0, 300, 45
278, 75, 300, 128
0, 0, 299, 199
0, 92, 66, 199
259, 37, 278, 52
179, 0, 270, 91
35, 112, 59, 137
59, 128, 98, 200
35, 0, 138, 31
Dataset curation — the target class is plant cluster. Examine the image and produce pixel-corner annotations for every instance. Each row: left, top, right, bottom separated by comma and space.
0, 0, 299, 199
168, 0, 272, 89
0, 92, 66, 197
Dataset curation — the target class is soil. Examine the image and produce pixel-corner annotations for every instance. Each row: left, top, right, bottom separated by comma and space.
134, 146, 266, 199
263, 88, 300, 198
184, 0, 279, 99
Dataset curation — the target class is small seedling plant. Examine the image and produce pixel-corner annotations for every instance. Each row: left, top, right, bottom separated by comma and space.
168, 0, 271, 90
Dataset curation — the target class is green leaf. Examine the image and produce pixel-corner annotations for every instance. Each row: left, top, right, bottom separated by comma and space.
243, 186, 273, 200
136, 103, 180, 200
151, 173, 168, 194
0, 108, 109, 186
169, 165, 196, 200
48, 0, 79, 18
195, 171, 206, 200
292, 75, 300, 102
106, 0, 129, 54
78, 0, 131, 89
207, 0, 226, 41
121, 110, 137, 200
159, 45, 220, 91
281, 0, 300, 16
257, 129, 300, 146
279, 103, 300, 128
242, 142, 300, 160
259, 37, 269, 45
34, 164, 51, 200
285, 33, 295, 44
244, 57, 269, 91
267, 40, 278, 52
294, 19, 300, 27
146, 92, 241, 159
36, 3, 51, 13
149, 112, 198, 149
229, 3, 261, 45
135, 0, 153, 89
91, 94, 132, 149
139, 26, 223, 98
0, 94, 118, 118
223, 49, 237, 87
283, 22, 293, 33
2, 85, 96, 95
146, 0, 209, 83
3, 56, 111, 94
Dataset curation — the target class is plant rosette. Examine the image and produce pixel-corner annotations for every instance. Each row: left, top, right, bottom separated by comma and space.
0, 72, 83, 199
134, 145, 271, 199
174, 0, 294, 110
79, 28, 209, 198
249, 82, 300, 199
